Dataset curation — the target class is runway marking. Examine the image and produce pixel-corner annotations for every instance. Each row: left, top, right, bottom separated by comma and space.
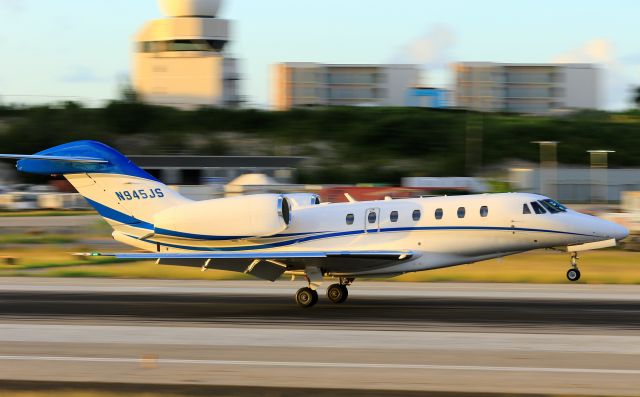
0, 355, 639, 375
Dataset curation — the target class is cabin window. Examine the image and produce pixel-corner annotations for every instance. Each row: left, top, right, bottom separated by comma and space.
480, 206, 489, 217
412, 210, 421, 221
346, 214, 355, 225
523, 204, 532, 215
390, 211, 399, 222
435, 208, 443, 220
530, 201, 547, 215
457, 207, 466, 218
368, 211, 377, 224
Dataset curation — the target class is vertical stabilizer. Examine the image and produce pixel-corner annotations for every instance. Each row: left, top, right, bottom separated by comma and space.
13, 141, 190, 233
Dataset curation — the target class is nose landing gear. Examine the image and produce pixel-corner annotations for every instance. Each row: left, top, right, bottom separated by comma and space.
566, 253, 581, 282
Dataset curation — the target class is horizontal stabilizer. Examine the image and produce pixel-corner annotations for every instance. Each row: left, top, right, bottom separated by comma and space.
0, 154, 108, 164
76, 251, 414, 261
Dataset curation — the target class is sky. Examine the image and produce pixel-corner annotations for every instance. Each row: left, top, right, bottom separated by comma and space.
0, 0, 639, 109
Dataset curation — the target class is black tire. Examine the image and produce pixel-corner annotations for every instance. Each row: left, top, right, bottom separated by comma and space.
567, 268, 581, 282
327, 284, 349, 304
296, 287, 318, 308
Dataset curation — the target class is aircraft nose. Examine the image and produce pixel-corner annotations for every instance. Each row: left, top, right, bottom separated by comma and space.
602, 220, 629, 242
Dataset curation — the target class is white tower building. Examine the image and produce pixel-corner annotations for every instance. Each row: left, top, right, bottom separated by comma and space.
133, 0, 241, 109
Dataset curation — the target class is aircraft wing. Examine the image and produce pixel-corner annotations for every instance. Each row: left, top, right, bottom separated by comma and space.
77, 250, 414, 281
78, 251, 413, 260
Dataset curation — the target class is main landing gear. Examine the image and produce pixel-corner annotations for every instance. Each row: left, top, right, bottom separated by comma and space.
294, 276, 354, 308
566, 252, 581, 282
327, 278, 354, 304
295, 287, 318, 308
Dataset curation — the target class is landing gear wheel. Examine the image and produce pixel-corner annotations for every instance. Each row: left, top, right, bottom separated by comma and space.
295, 287, 318, 308
327, 284, 349, 304
567, 268, 581, 282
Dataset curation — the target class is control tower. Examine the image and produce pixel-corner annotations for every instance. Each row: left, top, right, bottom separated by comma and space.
133, 0, 240, 108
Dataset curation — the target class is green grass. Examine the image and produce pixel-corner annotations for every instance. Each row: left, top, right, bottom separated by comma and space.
0, 241, 638, 284
0, 210, 96, 217
393, 249, 640, 284
0, 248, 637, 284
0, 233, 80, 245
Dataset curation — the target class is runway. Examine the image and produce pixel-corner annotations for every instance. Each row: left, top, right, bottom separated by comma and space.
1, 278, 640, 396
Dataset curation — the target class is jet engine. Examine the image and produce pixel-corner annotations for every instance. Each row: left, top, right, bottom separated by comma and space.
285, 193, 321, 209
153, 194, 291, 239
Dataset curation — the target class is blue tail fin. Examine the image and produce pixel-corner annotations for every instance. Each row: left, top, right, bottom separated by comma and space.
7, 141, 189, 233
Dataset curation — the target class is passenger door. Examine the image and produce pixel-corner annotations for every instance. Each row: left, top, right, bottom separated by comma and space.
365, 208, 380, 233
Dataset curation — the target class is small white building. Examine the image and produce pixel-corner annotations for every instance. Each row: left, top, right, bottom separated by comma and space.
133, 0, 241, 109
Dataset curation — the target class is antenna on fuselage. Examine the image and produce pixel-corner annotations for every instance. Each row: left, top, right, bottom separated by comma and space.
344, 193, 357, 203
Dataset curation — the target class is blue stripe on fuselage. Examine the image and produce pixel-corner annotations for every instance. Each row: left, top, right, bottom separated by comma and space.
154, 227, 323, 241
129, 226, 593, 252
84, 197, 154, 230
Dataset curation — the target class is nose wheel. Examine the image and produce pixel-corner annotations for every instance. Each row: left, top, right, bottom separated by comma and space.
566, 253, 581, 282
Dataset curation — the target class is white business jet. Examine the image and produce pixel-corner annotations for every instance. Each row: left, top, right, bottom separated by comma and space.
0, 141, 629, 307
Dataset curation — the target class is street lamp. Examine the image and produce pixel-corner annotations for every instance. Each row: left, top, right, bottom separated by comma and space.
531, 141, 559, 198
587, 150, 615, 204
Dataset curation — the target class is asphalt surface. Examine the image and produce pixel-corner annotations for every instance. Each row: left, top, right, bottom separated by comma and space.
1, 279, 640, 396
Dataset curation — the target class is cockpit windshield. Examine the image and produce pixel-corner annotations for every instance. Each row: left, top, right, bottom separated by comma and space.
532, 199, 568, 214
541, 199, 568, 213
525, 199, 568, 215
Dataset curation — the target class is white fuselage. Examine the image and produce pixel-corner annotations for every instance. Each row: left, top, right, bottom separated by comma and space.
112, 192, 628, 277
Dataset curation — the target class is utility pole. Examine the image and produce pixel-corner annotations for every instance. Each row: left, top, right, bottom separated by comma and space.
465, 114, 483, 176
587, 150, 615, 204
531, 141, 559, 198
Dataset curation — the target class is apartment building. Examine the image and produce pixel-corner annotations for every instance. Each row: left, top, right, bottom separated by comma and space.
454, 63, 599, 114
271, 63, 420, 110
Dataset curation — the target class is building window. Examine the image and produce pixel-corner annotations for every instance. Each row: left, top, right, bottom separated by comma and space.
457, 207, 466, 218
412, 210, 421, 221
346, 214, 355, 225
480, 206, 489, 217
435, 208, 443, 220
390, 211, 399, 222
368, 211, 377, 224
530, 201, 547, 215
523, 204, 532, 215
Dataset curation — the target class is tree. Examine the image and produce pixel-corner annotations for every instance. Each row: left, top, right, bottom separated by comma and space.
635, 86, 640, 109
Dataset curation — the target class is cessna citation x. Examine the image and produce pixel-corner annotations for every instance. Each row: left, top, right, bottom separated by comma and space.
0, 141, 629, 307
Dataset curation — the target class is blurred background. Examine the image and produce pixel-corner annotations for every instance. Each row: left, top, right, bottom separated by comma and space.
0, 0, 638, 273
1, 1, 640, 396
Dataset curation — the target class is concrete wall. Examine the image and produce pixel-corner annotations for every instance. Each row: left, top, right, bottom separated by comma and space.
134, 54, 225, 108
510, 168, 640, 203
381, 66, 420, 107
563, 65, 599, 109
